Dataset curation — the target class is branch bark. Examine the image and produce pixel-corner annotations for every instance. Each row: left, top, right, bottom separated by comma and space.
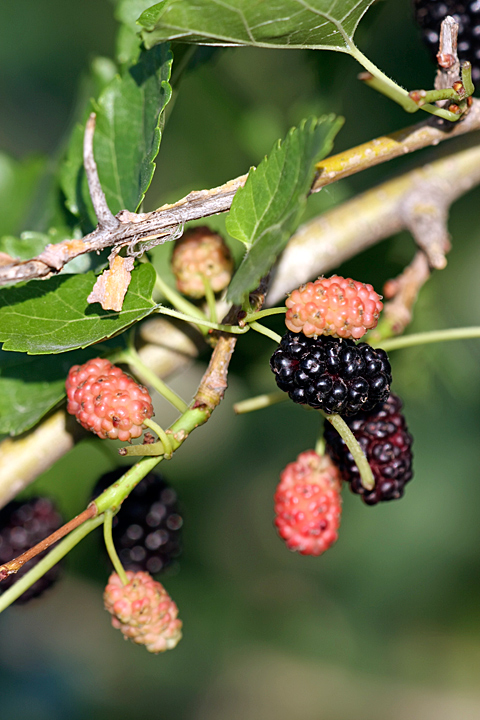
83, 113, 119, 231
2, 98, 480, 287
267, 142, 480, 304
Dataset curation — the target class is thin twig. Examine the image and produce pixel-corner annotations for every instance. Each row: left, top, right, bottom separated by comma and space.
436, 16, 460, 84
0, 514, 105, 613
0, 503, 97, 581
83, 113, 119, 231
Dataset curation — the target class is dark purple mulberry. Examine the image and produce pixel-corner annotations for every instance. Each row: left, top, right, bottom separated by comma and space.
0, 497, 64, 604
324, 392, 414, 505
270, 331, 392, 416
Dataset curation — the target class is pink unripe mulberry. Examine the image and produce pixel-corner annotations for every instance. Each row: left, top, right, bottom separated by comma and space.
104, 571, 182, 653
171, 226, 234, 298
66, 358, 153, 442
274, 450, 342, 556
285, 275, 383, 340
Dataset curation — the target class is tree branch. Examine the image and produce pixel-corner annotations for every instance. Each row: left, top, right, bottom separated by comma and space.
2, 93, 480, 287
268, 142, 480, 304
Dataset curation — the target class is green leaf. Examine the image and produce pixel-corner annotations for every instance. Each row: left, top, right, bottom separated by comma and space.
139, 0, 375, 52
0, 263, 157, 354
226, 115, 343, 304
0, 347, 109, 436
60, 44, 173, 230
0, 154, 46, 238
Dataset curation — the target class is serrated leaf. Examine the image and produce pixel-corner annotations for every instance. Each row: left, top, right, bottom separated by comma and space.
60, 44, 173, 231
0, 263, 157, 354
0, 346, 110, 436
226, 115, 342, 304
139, 0, 375, 52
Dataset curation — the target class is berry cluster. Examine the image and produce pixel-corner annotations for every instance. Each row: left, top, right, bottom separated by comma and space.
270, 331, 392, 416
92, 469, 183, 575
271, 275, 414, 556
324, 393, 414, 505
104, 571, 182, 653
0, 497, 64, 604
413, 0, 480, 81
66, 358, 153, 442
274, 451, 342, 555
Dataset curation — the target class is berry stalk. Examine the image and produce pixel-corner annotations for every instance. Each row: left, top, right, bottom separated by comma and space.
321, 411, 375, 492
156, 305, 249, 334
143, 418, 174, 458
249, 321, 282, 344
154, 270, 209, 326
201, 274, 218, 324
104, 510, 128, 585
245, 307, 287, 322
115, 347, 189, 414
376, 326, 480, 352
233, 391, 286, 414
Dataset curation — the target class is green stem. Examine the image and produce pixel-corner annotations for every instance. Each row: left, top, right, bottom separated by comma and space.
117, 347, 188, 414
154, 272, 209, 337
315, 435, 326, 457
94, 457, 163, 513
156, 305, 249, 334
119, 405, 208, 459
0, 514, 105, 613
321, 412, 375, 492
104, 510, 128, 584
144, 417, 173, 458
376, 326, 480, 352
350, 44, 461, 122
462, 61, 475, 96
249, 321, 282, 343
154, 272, 207, 322
201, 275, 218, 324
246, 307, 287, 322
233, 391, 287, 414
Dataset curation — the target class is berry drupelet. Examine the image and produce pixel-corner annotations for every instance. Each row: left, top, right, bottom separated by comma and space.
324, 392, 414, 505
0, 497, 64, 604
92, 468, 183, 575
270, 331, 392, 416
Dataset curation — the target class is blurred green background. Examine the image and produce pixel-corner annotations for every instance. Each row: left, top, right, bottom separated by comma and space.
2, 1, 480, 718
